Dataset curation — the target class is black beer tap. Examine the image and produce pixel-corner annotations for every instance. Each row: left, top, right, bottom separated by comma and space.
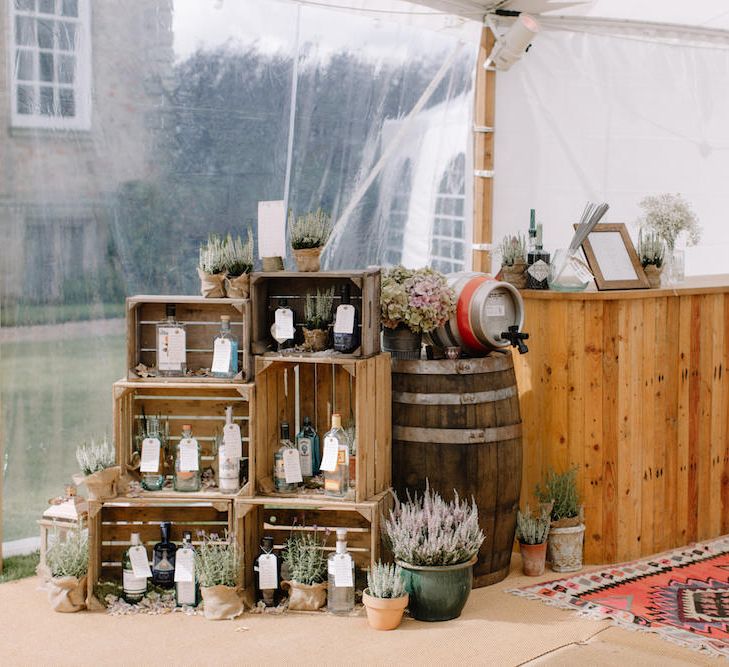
500, 325, 529, 354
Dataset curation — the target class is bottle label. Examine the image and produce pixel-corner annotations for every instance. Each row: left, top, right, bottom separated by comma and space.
297, 437, 313, 476
283, 448, 303, 484
331, 554, 354, 588
334, 304, 356, 334
320, 436, 339, 472
140, 438, 161, 473
336, 446, 348, 466
211, 337, 232, 374
174, 548, 194, 583
158, 326, 186, 370
178, 438, 199, 472
527, 260, 549, 281
128, 546, 152, 578
219, 454, 239, 483
258, 553, 278, 590
324, 477, 342, 494
274, 456, 287, 487
123, 569, 147, 596
274, 308, 295, 340
223, 423, 242, 459
484, 293, 506, 317
176, 581, 196, 605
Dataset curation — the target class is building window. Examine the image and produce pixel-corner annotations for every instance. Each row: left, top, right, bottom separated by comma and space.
430, 153, 466, 273
385, 160, 412, 266
10, 0, 91, 129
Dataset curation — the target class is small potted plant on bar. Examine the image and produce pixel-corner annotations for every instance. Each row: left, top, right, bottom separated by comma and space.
637, 229, 664, 289
363, 561, 409, 630
198, 234, 228, 297
74, 437, 120, 501
383, 485, 484, 622
196, 536, 244, 620
290, 208, 332, 272
497, 233, 528, 289
223, 228, 254, 298
536, 467, 585, 573
302, 287, 335, 352
516, 503, 552, 576
46, 527, 88, 612
282, 531, 328, 611
380, 266, 456, 360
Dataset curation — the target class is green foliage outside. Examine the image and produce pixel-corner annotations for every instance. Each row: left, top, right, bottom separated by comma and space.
0, 552, 40, 583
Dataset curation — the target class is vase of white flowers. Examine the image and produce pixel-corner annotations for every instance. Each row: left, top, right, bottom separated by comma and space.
637, 194, 701, 286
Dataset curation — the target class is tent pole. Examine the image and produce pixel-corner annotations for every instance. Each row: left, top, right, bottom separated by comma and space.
472, 25, 496, 274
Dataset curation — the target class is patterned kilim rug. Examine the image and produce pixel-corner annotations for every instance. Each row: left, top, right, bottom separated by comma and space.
509, 537, 729, 659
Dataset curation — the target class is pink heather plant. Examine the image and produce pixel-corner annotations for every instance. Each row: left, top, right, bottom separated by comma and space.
381, 266, 456, 334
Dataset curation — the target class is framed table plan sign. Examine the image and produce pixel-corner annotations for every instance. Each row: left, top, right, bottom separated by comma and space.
579, 223, 649, 290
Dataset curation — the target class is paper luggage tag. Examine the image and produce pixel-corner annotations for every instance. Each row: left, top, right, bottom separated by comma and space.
140, 437, 161, 473
129, 545, 152, 578
334, 305, 355, 334
257, 554, 278, 589
223, 422, 242, 459
332, 554, 353, 587
283, 448, 303, 483
174, 549, 195, 583
179, 438, 199, 472
158, 327, 186, 369
274, 308, 295, 340
319, 436, 339, 472
211, 338, 232, 373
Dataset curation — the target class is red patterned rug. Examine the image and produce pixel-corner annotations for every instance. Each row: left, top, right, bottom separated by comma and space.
510, 537, 729, 659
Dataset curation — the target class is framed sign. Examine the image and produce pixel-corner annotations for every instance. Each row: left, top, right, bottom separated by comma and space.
579, 223, 649, 290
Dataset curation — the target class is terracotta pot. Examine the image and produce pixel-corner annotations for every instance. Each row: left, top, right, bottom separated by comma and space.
643, 264, 662, 289
293, 247, 322, 272
302, 327, 329, 352
548, 523, 585, 572
225, 273, 250, 298
362, 589, 409, 630
500, 261, 527, 289
519, 541, 547, 577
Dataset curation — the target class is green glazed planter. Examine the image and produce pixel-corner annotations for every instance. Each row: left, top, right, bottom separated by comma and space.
397, 556, 476, 622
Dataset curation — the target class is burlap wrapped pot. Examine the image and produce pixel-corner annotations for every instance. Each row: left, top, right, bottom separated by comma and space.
292, 247, 322, 272
48, 575, 87, 613
282, 580, 327, 611
225, 273, 250, 298
197, 267, 226, 298
302, 327, 328, 352
73, 466, 120, 501
200, 585, 244, 620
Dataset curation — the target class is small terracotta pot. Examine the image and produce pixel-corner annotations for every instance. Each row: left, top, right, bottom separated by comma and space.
302, 327, 329, 352
363, 590, 409, 630
643, 264, 662, 289
293, 247, 322, 272
519, 541, 547, 577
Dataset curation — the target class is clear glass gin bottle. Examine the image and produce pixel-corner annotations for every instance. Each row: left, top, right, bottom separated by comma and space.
174, 425, 201, 492
327, 528, 355, 614
141, 416, 165, 491
212, 315, 239, 378
175, 531, 198, 607
157, 304, 186, 376
273, 422, 299, 493
122, 532, 148, 603
322, 414, 350, 498
254, 535, 280, 607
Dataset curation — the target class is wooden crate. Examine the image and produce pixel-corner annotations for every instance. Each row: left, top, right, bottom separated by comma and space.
234, 491, 392, 598
249, 269, 381, 358
126, 295, 252, 382
86, 497, 234, 606
113, 380, 254, 498
251, 354, 391, 503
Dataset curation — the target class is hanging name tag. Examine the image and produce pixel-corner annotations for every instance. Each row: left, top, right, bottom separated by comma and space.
484, 294, 506, 317
174, 549, 195, 583
320, 436, 339, 472
211, 338, 232, 374
129, 545, 152, 578
258, 554, 278, 589
283, 448, 303, 484
570, 257, 594, 284
158, 327, 186, 370
333, 305, 356, 334
274, 308, 295, 340
179, 438, 199, 472
140, 437, 161, 473
333, 554, 354, 587
223, 422, 242, 459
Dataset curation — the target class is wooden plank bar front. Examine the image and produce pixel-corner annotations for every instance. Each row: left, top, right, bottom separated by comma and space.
513, 275, 729, 565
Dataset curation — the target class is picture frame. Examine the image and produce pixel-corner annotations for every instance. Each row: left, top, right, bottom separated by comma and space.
578, 223, 650, 290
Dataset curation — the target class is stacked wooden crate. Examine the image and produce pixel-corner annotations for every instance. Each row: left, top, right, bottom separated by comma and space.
87, 269, 392, 606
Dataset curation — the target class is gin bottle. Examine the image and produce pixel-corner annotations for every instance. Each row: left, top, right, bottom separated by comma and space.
212, 315, 239, 378
333, 284, 359, 353
218, 406, 240, 493
174, 425, 201, 492
141, 416, 165, 491
254, 536, 280, 607
175, 531, 198, 607
296, 417, 319, 480
157, 304, 186, 376
122, 532, 148, 603
322, 414, 350, 498
152, 521, 177, 589
273, 422, 299, 493
327, 528, 355, 614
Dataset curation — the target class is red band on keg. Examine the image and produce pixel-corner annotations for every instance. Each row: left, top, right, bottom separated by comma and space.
457, 276, 491, 354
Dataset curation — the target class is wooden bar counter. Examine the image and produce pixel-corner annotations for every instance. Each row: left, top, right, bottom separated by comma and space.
512, 275, 729, 565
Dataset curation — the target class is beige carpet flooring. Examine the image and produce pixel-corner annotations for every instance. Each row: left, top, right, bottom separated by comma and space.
0, 556, 724, 666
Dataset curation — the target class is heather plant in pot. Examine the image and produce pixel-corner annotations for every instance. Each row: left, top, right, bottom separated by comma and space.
535, 467, 585, 572
302, 287, 335, 352
383, 486, 484, 621
282, 531, 328, 611
223, 228, 254, 298
497, 233, 528, 289
363, 561, 408, 630
380, 266, 456, 360
290, 208, 332, 272
74, 437, 120, 501
198, 234, 228, 297
515, 503, 552, 576
46, 527, 88, 612
196, 536, 243, 620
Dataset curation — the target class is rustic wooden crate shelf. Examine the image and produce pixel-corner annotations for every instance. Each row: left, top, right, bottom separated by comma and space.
249, 269, 380, 358
250, 354, 391, 503
126, 295, 252, 382
113, 380, 255, 496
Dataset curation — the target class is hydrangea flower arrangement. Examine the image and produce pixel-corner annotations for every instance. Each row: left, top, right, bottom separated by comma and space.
381, 266, 456, 334
637, 193, 701, 251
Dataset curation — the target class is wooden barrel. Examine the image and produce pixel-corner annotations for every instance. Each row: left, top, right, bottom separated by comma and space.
391, 353, 522, 587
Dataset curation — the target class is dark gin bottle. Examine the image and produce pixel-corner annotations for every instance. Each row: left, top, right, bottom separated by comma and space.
254, 536, 280, 607
333, 284, 359, 353
152, 521, 177, 589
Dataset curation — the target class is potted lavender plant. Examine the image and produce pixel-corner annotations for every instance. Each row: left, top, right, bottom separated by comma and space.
290, 209, 332, 272
302, 287, 335, 352
46, 527, 88, 613
380, 267, 456, 360
196, 536, 243, 620
382, 486, 484, 622
363, 561, 408, 630
516, 504, 551, 576
198, 234, 227, 297
281, 531, 328, 611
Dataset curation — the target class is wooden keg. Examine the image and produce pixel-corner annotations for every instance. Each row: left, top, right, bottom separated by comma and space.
429, 272, 525, 355
391, 352, 522, 587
